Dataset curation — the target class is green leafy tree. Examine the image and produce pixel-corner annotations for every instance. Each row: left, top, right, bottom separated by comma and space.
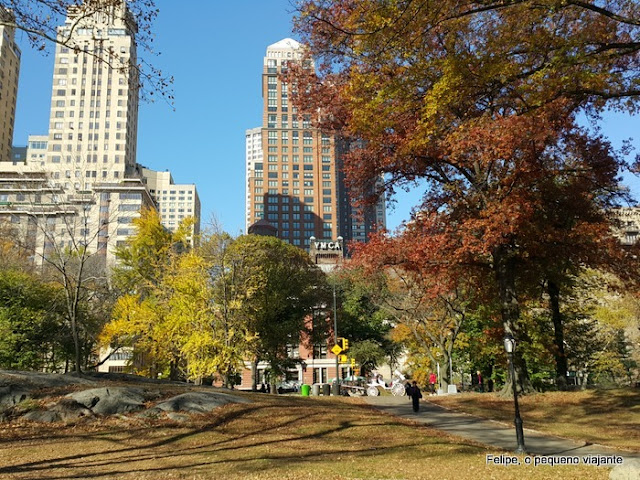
332, 268, 398, 369
199, 229, 256, 388
225, 235, 328, 392
348, 339, 386, 376
0, 269, 68, 370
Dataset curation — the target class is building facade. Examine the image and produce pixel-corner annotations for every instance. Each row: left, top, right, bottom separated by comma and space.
245, 127, 263, 233
0, 6, 20, 163
245, 39, 386, 249
141, 167, 201, 245
0, 1, 200, 269
45, 0, 139, 183
246, 38, 341, 248
614, 207, 640, 245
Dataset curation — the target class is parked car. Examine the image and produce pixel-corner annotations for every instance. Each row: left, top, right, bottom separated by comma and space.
277, 381, 300, 394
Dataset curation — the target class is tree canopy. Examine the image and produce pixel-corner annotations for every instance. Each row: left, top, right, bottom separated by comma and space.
291, 0, 640, 392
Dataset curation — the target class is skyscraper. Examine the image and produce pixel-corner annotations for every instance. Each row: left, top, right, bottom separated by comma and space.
0, 6, 21, 163
0, 1, 152, 268
246, 39, 385, 249
46, 0, 139, 183
246, 39, 339, 249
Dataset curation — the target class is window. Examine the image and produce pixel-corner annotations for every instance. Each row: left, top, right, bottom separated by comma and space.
119, 193, 142, 200
313, 345, 328, 359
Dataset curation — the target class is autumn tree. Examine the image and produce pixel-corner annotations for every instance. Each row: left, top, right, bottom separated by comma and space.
290, 0, 640, 393
103, 208, 192, 378
350, 236, 474, 389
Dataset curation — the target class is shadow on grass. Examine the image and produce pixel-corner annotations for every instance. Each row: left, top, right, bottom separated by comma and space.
0, 400, 484, 479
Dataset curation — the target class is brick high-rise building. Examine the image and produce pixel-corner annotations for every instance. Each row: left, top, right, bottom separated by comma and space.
246, 39, 385, 250
246, 38, 340, 249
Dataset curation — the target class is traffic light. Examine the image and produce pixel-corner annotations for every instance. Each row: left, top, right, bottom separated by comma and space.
341, 338, 349, 351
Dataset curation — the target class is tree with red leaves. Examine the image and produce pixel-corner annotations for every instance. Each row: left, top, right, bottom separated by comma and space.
289, 0, 640, 393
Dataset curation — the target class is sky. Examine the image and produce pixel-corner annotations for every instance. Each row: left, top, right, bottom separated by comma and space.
11, 0, 640, 236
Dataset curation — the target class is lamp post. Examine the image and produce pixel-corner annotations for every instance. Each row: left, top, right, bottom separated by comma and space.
332, 237, 343, 396
503, 334, 526, 453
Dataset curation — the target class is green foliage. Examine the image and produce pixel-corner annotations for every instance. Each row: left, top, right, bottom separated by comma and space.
224, 235, 329, 380
104, 219, 328, 387
0, 269, 69, 371
348, 339, 386, 375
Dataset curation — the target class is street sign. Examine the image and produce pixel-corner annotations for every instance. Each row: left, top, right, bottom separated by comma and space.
331, 344, 343, 356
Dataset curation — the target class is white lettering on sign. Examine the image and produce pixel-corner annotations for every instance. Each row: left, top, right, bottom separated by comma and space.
314, 241, 342, 251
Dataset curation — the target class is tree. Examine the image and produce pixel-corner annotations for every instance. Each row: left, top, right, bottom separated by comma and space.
224, 235, 328, 392
0, 269, 69, 371
332, 268, 399, 370
0, 0, 172, 100
104, 208, 191, 379
103, 212, 254, 385
290, 0, 640, 393
199, 228, 255, 388
350, 236, 473, 389
348, 339, 386, 376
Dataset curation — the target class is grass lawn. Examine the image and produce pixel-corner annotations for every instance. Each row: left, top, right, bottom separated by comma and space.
0, 394, 612, 480
428, 388, 640, 452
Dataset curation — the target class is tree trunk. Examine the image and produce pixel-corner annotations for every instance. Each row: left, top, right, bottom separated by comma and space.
548, 280, 568, 389
251, 359, 259, 391
494, 245, 534, 395
169, 356, 180, 381
70, 314, 82, 374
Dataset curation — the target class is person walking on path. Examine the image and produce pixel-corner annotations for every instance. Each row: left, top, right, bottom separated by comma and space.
428, 372, 437, 395
409, 381, 422, 412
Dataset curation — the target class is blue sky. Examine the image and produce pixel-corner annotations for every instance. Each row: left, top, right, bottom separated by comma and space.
12, 1, 640, 235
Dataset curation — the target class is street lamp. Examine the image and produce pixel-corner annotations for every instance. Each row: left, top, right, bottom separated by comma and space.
331, 237, 343, 396
503, 334, 526, 454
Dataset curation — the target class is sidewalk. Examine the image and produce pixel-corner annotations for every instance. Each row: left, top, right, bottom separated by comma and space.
364, 395, 640, 461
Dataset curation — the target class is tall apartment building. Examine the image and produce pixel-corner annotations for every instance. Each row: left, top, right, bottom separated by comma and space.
246, 38, 340, 249
0, 6, 20, 163
46, 0, 139, 182
141, 167, 201, 244
0, 1, 152, 268
245, 127, 263, 232
245, 39, 385, 249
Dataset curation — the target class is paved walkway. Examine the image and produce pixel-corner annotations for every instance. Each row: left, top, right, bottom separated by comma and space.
364, 395, 640, 461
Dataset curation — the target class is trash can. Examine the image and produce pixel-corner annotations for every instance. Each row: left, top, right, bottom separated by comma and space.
322, 383, 331, 396
311, 384, 320, 396
331, 380, 340, 396
301, 384, 311, 396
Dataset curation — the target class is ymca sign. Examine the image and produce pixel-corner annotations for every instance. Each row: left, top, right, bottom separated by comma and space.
314, 240, 342, 251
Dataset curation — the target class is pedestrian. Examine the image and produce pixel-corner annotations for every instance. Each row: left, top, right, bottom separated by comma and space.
477, 371, 484, 392
429, 372, 437, 395
405, 381, 412, 396
409, 380, 422, 412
